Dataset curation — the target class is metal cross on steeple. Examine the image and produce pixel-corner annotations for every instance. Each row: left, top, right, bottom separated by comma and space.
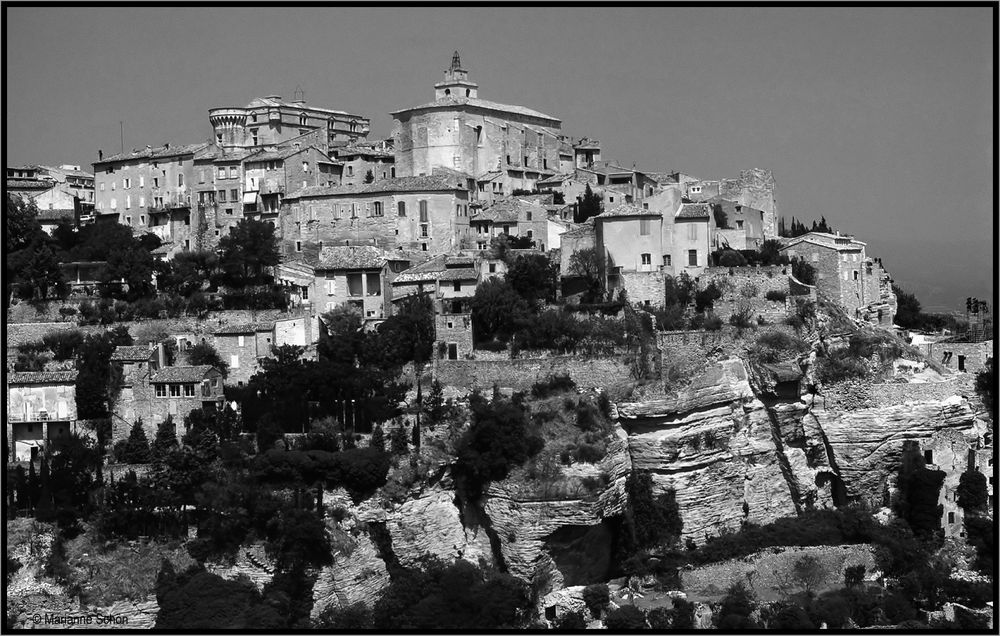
450, 51, 462, 71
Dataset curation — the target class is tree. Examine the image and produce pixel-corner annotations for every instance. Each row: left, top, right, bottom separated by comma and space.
553, 610, 586, 630
314, 602, 372, 629
118, 420, 152, 464
582, 583, 609, 617
791, 259, 817, 285
694, 282, 722, 313
151, 417, 179, 458
369, 424, 386, 452
575, 184, 603, 223
217, 219, 280, 288
506, 253, 558, 304
9, 240, 67, 300
389, 423, 409, 455
624, 470, 683, 550
363, 170, 375, 184
791, 554, 827, 594
759, 239, 784, 265
711, 202, 729, 229
100, 245, 157, 301
974, 359, 995, 419
718, 249, 746, 267
604, 605, 647, 629
471, 278, 530, 343
187, 341, 228, 377
844, 564, 866, 588
567, 247, 604, 303
716, 582, 758, 629
159, 250, 217, 297
76, 326, 134, 419
422, 380, 446, 428
956, 470, 988, 512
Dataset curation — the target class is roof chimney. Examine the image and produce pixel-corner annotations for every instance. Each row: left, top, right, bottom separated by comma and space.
98, 149, 103, 161
164, 142, 170, 149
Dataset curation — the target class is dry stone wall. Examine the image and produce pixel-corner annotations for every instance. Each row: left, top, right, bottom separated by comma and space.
433, 354, 633, 391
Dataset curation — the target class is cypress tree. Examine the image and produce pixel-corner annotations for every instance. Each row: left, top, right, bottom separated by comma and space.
120, 420, 152, 464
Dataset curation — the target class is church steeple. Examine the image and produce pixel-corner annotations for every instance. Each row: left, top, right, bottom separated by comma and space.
435, 51, 478, 100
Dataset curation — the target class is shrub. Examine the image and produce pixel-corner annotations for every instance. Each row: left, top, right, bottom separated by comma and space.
604, 605, 647, 629
703, 313, 723, 331
729, 302, 753, 328
694, 282, 722, 313
452, 394, 539, 498
553, 610, 587, 630
531, 374, 576, 398
718, 250, 746, 267
816, 351, 868, 384
58, 306, 78, 318
117, 421, 152, 464
42, 329, 85, 361
765, 290, 787, 302
740, 281, 759, 298
956, 470, 988, 511
582, 583, 609, 617
791, 259, 816, 285
573, 442, 606, 464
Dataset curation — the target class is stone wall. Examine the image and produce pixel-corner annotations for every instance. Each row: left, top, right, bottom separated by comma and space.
620, 270, 664, 307
697, 266, 791, 324
432, 354, 633, 391
928, 340, 993, 375
434, 312, 474, 359
821, 376, 970, 411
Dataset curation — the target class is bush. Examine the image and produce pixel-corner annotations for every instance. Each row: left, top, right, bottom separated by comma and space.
553, 610, 587, 630
765, 290, 787, 302
816, 351, 868, 384
573, 442, 606, 463
582, 583, 609, 617
531, 374, 576, 399
604, 605, 647, 629
718, 250, 746, 267
117, 421, 152, 464
42, 330, 85, 361
728, 303, 753, 328
694, 282, 722, 313
58, 306, 78, 318
956, 470, 988, 511
703, 313, 723, 331
791, 259, 816, 285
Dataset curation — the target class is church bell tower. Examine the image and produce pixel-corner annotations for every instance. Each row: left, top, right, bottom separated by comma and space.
434, 51, 479, 100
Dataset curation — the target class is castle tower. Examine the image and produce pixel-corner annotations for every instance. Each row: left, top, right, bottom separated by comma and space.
208, 107, 249, 150
434, 51, 479, 100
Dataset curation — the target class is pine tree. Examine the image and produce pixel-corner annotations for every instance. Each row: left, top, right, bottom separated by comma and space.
151, 416, 178, 459
575, 184, 603, 223
369, 424, 385, 453
120, 420, 152, 464
389, 421, 409, 455
422, 379, 445, 429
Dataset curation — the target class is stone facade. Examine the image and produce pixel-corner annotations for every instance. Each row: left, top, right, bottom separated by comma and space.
7, 371, 79, 462
927, 339, 994, 375
685, 168, 778, 238
697, 265, 793, 324
209, 95, 369, 151
432, 354, 633, 391
281, 176, 472, 256
434, 311, 474, 360
212, 323, 276, 386
391, 53, 563, 196
919, 429, 993, 539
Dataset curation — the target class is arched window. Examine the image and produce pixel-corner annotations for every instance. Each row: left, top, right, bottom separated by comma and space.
299, 113, 308, 126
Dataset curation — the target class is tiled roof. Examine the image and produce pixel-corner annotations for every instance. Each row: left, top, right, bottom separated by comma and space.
476, 171, 503, 182
35, 208, 76, 222
317, 245, 390, 270
38, 165, 94, 178
285, 175, 464, 200
150, 365, 217, 383
780, 236, 864, 253
646, 172, 682, 186
6, 179, 52, 190
214, 322, 275, 335
537, 173, 574, 186
572, 138, 601, 149
474, 198, 542, 224
94, 142, 211, 165
194, 146, 254, 162
391, 255, 448, 284
597, 203, 660, 219
437, 267, 478, 281
676, 203, 711, 219
244, 145, 318, 163
243, 96, 361, 118
391, 96, 560, 122
110, 345, 155, 361
8, 370, 79, 385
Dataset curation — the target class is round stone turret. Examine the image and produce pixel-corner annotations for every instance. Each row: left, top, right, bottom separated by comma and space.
208, 107, 249, 149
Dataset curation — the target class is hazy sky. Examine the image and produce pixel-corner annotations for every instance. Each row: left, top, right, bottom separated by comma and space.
6, 6, 994, 311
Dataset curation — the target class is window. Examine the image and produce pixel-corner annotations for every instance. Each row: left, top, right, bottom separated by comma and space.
366, 272, 381, 296
347, 166, 354, 177
125, 215, 132, 225
229, 166, 237, 179
688, 249, 698, 266
958, 355, 966, 372
690, 185, 702, 194
421, 243, 428, 251
374, 201, 383, 216
453, 281, 461, 292
139, 197, 145, 207
111, 198, 117, 209
226, 208, 233, 216
126, 195, 131, 208
238, 335, 245, 347
169, 384, 181, 397
351, 204, 357, 218
687, 224, 697, 240
251, 130, 259, 145
230, 354, 239, 369
184, 384, 195, 397
419, 200, 428, 222
100, 183, 105, 191
609, 196, 614, 203
178, 174, 184, 187
199, 170, 205, 184
302, 161, 310, 172
140, 214, 146, 225
111, 181, 116, 191
924, 450, 933, 464
736, 220, 744, 229
296, 241, 302, 252
663, 255, 672, 267
216, 133, 223, 145
219, 190, 226, 203
641, 253, 652, 265
153, 177, 159, 188
489, 263, 497, 273
525, 211, 532, 221
155, 384, 166, 397
347, 273, 363, 296
527, 230, 533, 239
398, 201, 406, 217
231, 188, 238, 201
124, 177, 131, 189
853, 270, 859, 281
948, 512, 955, 524
640, 219, 651, 235
421, 224, 429, 238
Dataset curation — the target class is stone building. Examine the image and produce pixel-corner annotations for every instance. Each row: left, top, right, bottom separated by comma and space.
242, 143, 341, 226
209, 95, 370, 152
280, 175, 472, 256
919, 429, 994, 540
671, 203, 712, 278
927, 338, 994, 375
212, 323, 277, 387
7, 164, 94, 228
93, 142, 211, 256
684, 168, 778, 238
390, 254, 481, 360
311, 245, 413, 321
7, 370, 79, 462
703, 196, 766, 251
780, 231, 896, 325
391, 52, 564, 195
336, 140, 395, 186
594, 203, 666, 306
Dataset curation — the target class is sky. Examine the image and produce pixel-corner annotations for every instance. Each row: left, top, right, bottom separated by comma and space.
6, 6, 994, 312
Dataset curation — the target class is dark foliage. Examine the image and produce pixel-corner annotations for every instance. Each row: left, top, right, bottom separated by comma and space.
530, 373, 577, 399
716, 582, 757, 629
574, 183, 603, 224
790, 259, 817, 285
582, 583, 609, 617
506, 253, 558, 304
216, 219, 280, 288
186, 341, 228, 377
117, 420, 152, 464
155, 564, 282, 629
694, 282, 722, 313
604, 605, 647, 629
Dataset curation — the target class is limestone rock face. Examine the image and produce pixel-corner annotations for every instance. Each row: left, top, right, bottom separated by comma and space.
809, 396, 980, 505
310, 528, 391, 621
386, 484, 495, 569
619, 359, 799, 543
482, 425, 632, 590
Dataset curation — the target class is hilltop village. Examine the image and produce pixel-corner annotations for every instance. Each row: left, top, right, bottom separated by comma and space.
5, 53, 995, 630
